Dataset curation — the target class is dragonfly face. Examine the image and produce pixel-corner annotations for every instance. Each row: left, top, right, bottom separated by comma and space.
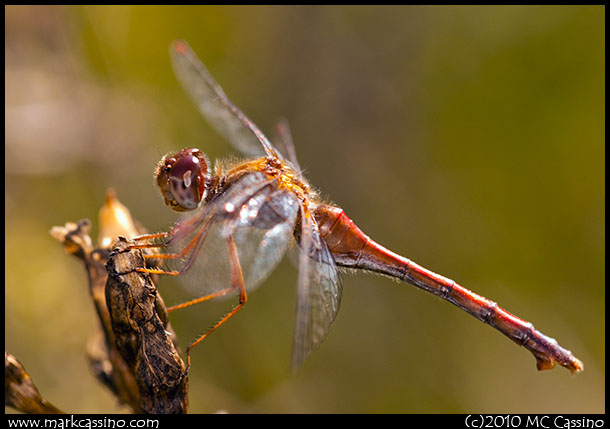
156, 147, 210, 212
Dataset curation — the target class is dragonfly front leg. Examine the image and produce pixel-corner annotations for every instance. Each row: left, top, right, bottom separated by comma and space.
183, 233, 248, 371
127, 220, 211, 277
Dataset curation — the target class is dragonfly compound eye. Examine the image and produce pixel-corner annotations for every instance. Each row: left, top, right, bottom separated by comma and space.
156, 148, 209, 212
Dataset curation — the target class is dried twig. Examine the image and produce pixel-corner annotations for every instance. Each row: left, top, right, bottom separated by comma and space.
42, 190, 188, 414
49, 217, 143, 412
5, 352, 64, 414
105, 237, 188, 413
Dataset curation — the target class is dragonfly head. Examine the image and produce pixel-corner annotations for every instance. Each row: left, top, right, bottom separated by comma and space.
155, 148, 210, 212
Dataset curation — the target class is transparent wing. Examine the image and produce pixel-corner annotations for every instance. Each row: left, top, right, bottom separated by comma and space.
292, 205, 343, 370
165, 172, 299, 301
170, 39, 280, 160
271, 118, 302, 174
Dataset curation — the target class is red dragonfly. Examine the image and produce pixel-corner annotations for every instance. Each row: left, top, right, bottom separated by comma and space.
133, 40, 583, 374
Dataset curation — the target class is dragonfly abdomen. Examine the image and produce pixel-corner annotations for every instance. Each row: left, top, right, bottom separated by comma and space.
313, 203, 583, 373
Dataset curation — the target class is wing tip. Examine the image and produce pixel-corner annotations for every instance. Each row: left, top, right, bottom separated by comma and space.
171, 39, 189, 56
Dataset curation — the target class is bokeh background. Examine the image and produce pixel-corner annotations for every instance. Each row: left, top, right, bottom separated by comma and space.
5, 5, 604, 414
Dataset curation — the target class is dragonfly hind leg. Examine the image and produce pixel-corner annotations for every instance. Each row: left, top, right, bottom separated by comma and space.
180, 233, 248, 371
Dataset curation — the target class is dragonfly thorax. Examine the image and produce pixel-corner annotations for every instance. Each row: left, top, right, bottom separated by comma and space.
248, 156, 313, 204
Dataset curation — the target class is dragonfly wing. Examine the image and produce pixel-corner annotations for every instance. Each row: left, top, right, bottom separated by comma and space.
229, 184, 300, 290
166, 172, 299, 300
292, 205, 343, 370
271, 118, 302, 174
170, 40, 280, 160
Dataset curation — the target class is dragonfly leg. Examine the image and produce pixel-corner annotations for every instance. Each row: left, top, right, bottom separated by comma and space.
183, 233, 248, 371
167, 287, 234, 312
129, 232, 170, 247
133, 231, 171, 241
131, 221, 210, 277
129, 209, 207, 252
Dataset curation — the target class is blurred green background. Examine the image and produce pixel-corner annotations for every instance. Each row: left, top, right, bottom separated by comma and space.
5, 5, 604, 414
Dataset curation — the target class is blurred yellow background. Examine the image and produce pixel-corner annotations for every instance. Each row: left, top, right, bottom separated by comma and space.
5, 5, 604, 413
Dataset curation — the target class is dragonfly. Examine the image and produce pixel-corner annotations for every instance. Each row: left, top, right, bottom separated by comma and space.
132, 39, 583, 374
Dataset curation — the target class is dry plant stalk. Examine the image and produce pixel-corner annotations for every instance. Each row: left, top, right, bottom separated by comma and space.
105, 236, 188, 413
5, 352, 63, 414
34, 190, 189, 414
